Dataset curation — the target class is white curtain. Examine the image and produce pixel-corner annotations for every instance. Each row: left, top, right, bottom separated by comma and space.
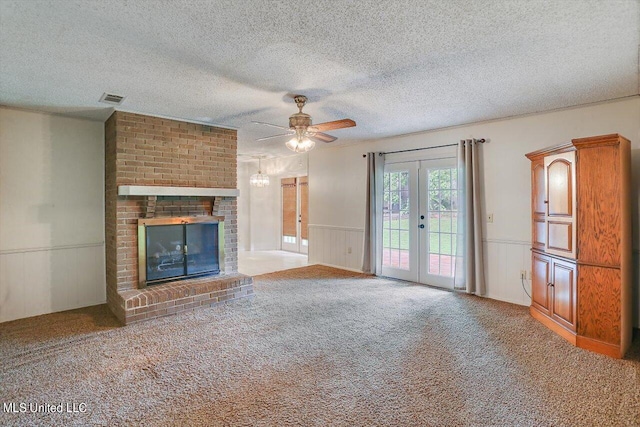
362, 152, 385, 274
454, 139, 486, 295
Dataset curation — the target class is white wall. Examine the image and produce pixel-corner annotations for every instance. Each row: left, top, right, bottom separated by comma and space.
237, 154, 308, 251
309, 97, 640, 324
237, 162, 252, 251
0, 108, 105, 322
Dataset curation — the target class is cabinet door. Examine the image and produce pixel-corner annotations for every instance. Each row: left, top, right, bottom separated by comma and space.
544, 152, 576, 259
531, 252, 551, 315
550, 258, 577, 332
531, 160, 546, 250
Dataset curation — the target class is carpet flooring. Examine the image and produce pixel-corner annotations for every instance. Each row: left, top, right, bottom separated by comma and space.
1, 265, 639, 426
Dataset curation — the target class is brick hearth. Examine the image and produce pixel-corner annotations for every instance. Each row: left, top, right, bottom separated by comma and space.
104, 111, 252, 324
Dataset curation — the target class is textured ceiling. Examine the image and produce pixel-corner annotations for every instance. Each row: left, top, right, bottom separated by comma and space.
1, 0, 638, 158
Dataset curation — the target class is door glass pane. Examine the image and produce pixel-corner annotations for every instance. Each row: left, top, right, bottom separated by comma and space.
382, 170, 410, 270
146, 224, 185, 282
186, 223, 219, 275
427, 167, 457, 278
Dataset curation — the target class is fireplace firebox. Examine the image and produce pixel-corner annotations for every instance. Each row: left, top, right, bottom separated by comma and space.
138, 216, 224, 287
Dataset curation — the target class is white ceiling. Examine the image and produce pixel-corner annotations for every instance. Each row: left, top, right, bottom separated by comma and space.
1, 0, 638, 158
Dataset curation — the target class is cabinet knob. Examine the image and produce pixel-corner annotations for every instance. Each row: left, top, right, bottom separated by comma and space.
543, 200, 548, 204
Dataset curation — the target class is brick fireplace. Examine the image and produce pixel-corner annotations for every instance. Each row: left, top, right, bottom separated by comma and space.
105, 111, 253, 324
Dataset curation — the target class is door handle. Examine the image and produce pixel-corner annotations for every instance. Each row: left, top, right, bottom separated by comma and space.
419, 224, 425, 229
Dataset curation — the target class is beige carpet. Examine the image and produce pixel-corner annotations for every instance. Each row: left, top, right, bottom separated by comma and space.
1, 265, 638, 426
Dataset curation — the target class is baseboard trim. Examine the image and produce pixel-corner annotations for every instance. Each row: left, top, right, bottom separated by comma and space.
315, 263, 364, 274
576, 336, 622, 359
484, 293, 528, 307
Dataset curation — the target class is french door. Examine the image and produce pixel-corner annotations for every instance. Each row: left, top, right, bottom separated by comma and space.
380, 160, 458, 289
281, 176, 309, 254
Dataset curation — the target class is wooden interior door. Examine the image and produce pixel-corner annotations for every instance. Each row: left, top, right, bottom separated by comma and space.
281, 177, 298, 252
544, 152, 576, 258
281, 176, 308, 254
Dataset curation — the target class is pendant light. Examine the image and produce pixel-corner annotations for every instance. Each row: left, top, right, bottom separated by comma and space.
250, 157, 270, 187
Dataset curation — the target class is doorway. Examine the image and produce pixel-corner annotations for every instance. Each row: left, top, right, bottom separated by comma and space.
380, 160, 457, 288
281, 176, 308, 254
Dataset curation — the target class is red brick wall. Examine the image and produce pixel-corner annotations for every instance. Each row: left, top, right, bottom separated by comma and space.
105, 112, 238, 320
113, 112, 236, 187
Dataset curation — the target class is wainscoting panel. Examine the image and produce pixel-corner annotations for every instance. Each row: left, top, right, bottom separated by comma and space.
483, 239, 532, 306
0, 243, 105, 323
308, 225, 364, 272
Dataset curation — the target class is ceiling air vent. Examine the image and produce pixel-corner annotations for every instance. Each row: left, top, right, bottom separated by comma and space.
99, 92, 126, 105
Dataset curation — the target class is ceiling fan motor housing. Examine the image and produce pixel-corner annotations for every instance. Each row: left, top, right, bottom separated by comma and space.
289, 112, 312, 129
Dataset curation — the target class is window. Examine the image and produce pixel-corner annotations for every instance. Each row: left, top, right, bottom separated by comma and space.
427, 168, 457, 277
382, 170, 410, 270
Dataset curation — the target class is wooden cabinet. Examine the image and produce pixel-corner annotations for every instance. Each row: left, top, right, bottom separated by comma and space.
531, 252, 551, 315
549, 257, 576, 332
526, 134, 632, 358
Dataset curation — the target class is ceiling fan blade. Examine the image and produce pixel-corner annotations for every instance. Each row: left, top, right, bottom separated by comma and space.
255, 132, 294, 142
309, 132, 337, 143
252, 121, 291, 131
309, 119, 356, 132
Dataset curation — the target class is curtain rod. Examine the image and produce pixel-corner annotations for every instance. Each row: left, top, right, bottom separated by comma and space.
362, 139, 486, 157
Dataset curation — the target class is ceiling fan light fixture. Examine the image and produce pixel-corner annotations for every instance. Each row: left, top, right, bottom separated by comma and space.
253, 95, 355, 151
286, 137, 315, 153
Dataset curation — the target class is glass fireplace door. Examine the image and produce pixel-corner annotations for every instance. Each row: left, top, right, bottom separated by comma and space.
141, 217, 222, 286
146, 224, 186, 282
185, 223, 219, 275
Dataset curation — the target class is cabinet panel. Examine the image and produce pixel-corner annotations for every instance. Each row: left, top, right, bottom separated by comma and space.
576, 145, 621, 266
546, 156, 573, 217
533, 219, 546, 249
577, 265, 621, 345
547, 221, 572, 254
531, 253, 551, 315
551, 258, 576, 331
544, 152, 576, 259
532, 162, 546, 215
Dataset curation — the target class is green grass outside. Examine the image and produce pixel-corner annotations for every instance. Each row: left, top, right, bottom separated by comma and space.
383, 215, 456, 255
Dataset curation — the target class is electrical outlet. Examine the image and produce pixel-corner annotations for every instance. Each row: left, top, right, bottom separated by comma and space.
487, 213, 494, 223
520, 270, 527, 279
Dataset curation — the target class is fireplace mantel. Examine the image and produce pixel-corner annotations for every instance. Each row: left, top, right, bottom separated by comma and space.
118, 185, 239, 198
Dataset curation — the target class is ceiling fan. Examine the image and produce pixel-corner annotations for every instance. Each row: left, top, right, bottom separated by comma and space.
253, 95, 356, 152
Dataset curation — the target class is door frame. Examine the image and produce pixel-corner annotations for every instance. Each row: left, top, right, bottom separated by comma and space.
380, 162, 419, 281
418, 158, 457, 289
379, 150, 457, 288
280, 175, 309, 254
